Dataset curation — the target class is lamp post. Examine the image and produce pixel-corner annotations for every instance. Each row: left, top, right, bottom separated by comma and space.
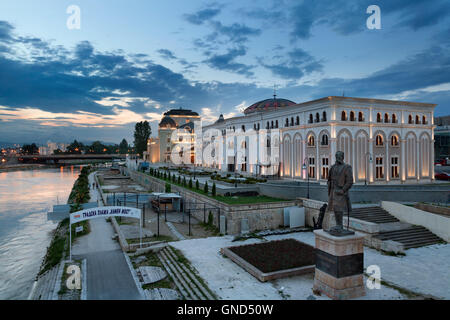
365, 152, 373, 186
303, 157, 310, 199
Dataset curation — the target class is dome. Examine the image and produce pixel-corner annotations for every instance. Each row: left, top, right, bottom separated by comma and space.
216, 114, 225, 123
159, 116, 176, 128
243, 98, 296, 115
164, 108, 199, 116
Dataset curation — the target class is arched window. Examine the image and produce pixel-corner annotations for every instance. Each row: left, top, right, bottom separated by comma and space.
271, 121, 274, 129
358, 112, 364, 122
322, 111, 327, 121
275, 120, 278, 128
296, 116, 300, 125
257, 123, 260, 130
321, 134, 329, 146
315, 113, 320, 123
341, 111, 347, 121
376, 134, 384, 146
308, 135, 315, 146
377, 113, 382, 123
241, 125, 245, 132
309, 114, 313, 123
350, 111, 355, 121
285, 118, 289, 127
267, 138, 271, 148
408, 115, 413, 124
392, 114, 397, 123
391, 135, 399, 146
423, 116, 427, 124
266, 122, 269, 129
416, 115, 420, 124
291, 117, 294, 126
384, 113, 389, 123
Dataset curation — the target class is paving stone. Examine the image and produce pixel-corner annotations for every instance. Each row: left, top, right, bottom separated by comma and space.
145, 288, 180, 300
138, 266, 167, 284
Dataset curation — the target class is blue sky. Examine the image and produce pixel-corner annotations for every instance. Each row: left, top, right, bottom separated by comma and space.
0, 0, 449, 144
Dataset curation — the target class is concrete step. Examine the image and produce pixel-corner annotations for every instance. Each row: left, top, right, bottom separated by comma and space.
165, 246, 215, 300
373, 227, 444, 250
157, 251, 191, 300
350, 207, 399, 224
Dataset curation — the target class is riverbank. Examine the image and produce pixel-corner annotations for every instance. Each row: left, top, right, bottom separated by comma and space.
29, 166, 92, 300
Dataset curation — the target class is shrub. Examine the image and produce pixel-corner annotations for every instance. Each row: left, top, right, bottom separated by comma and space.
165, 182, 171, 193
178, 175, 181, 184
183, 176, 187, 187
204, 181, 209, 194
189, 178, 193, 189
195, 179, 200, 190
212, 182, 216, 196
207, 211, 214, 226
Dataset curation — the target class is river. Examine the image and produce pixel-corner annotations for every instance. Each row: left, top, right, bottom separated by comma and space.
0, 166, 81, 300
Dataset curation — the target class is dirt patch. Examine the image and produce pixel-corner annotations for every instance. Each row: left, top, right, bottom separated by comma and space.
228, 239, 315, 273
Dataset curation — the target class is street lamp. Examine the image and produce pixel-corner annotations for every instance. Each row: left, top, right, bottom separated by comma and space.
365, 152, 373, 186
302, 157, 310, 199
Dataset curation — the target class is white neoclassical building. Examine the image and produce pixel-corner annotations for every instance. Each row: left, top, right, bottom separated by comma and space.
201, 96, 436, 185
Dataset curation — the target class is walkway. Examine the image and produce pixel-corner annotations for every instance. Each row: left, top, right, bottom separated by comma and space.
71, 172, 143, 300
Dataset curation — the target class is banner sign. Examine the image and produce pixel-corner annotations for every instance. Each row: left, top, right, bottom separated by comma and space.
70, 206, 141, 224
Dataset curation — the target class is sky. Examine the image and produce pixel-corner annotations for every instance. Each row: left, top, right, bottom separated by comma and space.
0, 0, 449, 145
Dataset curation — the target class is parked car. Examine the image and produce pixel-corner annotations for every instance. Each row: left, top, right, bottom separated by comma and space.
435, 158, 450, 166
435, 171, 450, 180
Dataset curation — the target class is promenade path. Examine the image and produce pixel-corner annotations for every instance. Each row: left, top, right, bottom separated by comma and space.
72, 172, 143, 300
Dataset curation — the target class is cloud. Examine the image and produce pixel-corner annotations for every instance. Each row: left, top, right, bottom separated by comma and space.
157, 49, 177, 60
209, 21, 261, 44
184, 8, 222, 25
204, 47, 254, 77
259, 48, 323, 79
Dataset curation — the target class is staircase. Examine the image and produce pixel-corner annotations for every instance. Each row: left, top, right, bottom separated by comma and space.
373, 226, 444, 250
157, 246, 215, 300
350, 206, 399, 224
29, 264, 61, 300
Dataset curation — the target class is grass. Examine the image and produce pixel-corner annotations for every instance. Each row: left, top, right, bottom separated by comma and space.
146, 171, 288, 205
39, 218, 69, 276
127, 234, 174, 244
199, 222, 220, 236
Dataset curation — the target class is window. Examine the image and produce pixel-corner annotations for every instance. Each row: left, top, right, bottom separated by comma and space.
321, 134, 329, 146
241, 125, 245, 132
315, 113, 320, 123
322, 111, 327, 122
377, 113, 382, 123
308, 157, 315, 178
296, 116, 300, 125
376, 157, 384, 179
267, 138, 271, 148
350, 111, 355, 121
384, 113, 389, 123
271, 121, 274, 129
285, 118, 289, 127
391, 135, 399, 146
423, 116, 427, 125
322, 157, 329, 179
392, 114, 397, 123
275, 120, 278, 128
376, 135, 384, 146
291, 117, 294, 126
358, 112, 364, 122
266, 122, 269, 129
408, 115, 413, 124
416, 115, 420, 124
341, 111, 347, 121
308, 135, 315, 147
391, 157, 399, 179
309, 114, 313, 123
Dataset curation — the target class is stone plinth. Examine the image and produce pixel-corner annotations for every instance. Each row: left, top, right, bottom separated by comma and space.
313, 229, 366, 300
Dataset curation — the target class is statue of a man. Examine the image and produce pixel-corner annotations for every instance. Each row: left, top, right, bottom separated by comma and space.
327, 151, 354, 236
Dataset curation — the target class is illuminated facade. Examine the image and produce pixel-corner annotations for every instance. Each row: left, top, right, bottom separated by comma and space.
202, 96, 436, 185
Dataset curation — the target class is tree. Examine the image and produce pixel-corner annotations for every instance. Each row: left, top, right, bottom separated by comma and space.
212, 182, 216, 196
188, 178, 193, 189
195, 179, 199, 190
22, 143, 38, 155
119, 138, 129, 154
165, 182, 171, 193
68, 140, 83, 154
183, 176, 187, 187
204, 181, 208, 194
133, 121, 151, 157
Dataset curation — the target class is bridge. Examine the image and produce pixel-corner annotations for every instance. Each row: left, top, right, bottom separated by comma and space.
4, 154, 128, 164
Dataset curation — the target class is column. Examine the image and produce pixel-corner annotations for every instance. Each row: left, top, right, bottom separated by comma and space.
385, 141, 389, 182
352, 138, 356, 182
430, 139, 435, 181
416, 139, 420, 181
302, 138, 307, 179
316, 140, 320, 181
368, 139, 374, 183
401, 139, 406, 182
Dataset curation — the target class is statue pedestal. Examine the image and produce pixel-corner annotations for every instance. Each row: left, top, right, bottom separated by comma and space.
313, 229, 366, 300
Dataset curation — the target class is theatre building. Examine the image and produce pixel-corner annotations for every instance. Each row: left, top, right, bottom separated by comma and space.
202, 96, 436, 184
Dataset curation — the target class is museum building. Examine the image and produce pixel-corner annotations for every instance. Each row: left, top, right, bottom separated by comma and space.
202, 96, 436, 184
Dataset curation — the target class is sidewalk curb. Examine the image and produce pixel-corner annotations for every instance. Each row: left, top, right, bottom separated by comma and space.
122, 251, 146, 300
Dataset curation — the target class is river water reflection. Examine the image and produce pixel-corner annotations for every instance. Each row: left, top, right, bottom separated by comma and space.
0, 166, 80, 300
